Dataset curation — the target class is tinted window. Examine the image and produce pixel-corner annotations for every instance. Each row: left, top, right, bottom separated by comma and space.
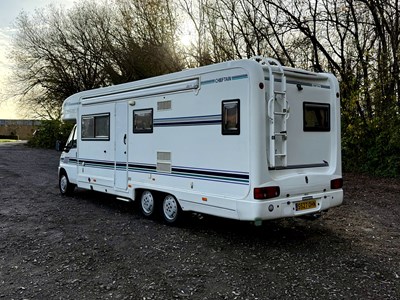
95, 115, 110, 138
133, 109, 153, 133
222, 99, 240, 135
303, 102, 330, 132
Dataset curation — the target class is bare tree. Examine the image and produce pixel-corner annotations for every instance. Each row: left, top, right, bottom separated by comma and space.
10, 1, 112, 118
107, 0, 183, 83
10, 0, 184, 118
179, 0, 217, 66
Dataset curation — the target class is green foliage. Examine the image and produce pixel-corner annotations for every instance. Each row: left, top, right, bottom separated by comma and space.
342, 115, 400, 177
28, 120, 74, 149
0, 139, 17, 143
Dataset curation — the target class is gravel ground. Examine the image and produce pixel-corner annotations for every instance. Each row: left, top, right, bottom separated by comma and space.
0, 142, 399, 299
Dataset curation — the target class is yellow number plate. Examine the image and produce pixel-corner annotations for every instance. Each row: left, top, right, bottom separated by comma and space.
295, 199, 317, 211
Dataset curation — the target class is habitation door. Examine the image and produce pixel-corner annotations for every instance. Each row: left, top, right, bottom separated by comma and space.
115, 102, 128, 191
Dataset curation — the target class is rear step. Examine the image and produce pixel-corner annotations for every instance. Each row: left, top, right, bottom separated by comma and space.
116, 196, 132, 202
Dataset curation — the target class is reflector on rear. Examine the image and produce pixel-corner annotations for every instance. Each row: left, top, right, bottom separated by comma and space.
330, 178, 343, 189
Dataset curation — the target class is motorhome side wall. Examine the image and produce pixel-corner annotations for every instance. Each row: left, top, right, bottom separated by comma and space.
59, 58, 343, 223
74, 61, 265, 220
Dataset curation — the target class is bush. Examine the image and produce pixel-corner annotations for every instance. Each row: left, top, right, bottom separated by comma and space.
342, 116, 400, 177
28, 120, 74, 149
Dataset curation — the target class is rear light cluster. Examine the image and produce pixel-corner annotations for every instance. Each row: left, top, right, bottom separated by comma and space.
254, 178, 342, 200
254, 186, 280, 200
330, 178, 343, 189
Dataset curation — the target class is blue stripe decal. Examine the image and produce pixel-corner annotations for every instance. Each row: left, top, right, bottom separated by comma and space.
201, 74, 248, 86
232, 74, 248, 81
63, 159, 249, 185
154, 114, 221, 127
155, 172, 248, 185
80, 159, 114, 170
127, 163, 249, 185
128, 163, 156, 175
60, 157, 78, 164
201, 79, 215, 85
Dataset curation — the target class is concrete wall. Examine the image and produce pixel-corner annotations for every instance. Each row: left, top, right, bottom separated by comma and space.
0, 120, 42, 140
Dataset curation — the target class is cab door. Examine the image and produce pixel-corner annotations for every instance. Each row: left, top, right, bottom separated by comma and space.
115, 102, 128, 191
61, 124, 78, 184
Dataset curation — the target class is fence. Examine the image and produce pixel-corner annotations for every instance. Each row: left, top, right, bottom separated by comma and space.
0, 119, 42, 140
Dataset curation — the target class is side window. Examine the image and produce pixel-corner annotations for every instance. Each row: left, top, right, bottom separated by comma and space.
70, 125, 78, 148
81, 113, 110, 140
222, 99, 240, 135
94, 115, 110, 138
82, 116, 94, 139
133, 109, 153, 133
66, 125, 77, 149
303, 102, 330, 132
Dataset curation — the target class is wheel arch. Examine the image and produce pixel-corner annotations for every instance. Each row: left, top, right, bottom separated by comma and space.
58, 167, 68, 179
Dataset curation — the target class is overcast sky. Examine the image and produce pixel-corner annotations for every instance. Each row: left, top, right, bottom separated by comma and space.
0, 0, 76, 28
0, 0, 75, 119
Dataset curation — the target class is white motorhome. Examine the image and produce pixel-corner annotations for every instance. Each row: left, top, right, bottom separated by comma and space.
58, 57, 343, 225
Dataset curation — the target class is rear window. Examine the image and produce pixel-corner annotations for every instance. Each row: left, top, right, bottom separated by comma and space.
303, 102, 330, 132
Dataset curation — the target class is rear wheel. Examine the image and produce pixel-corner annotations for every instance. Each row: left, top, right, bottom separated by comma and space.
59, 172, 75, 196
140, 190, 156, 217
162, 194, 183, 225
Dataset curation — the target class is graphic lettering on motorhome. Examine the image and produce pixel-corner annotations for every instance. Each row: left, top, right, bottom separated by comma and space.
58, 57, 343, 225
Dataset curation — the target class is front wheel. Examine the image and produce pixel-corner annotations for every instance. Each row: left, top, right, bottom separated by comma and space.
59, 172, 75, 196
162, 194, 183, 225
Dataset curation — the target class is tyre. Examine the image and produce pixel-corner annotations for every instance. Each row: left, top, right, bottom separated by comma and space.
59, 172, 75, 196
161, 194, 183, 225
140, 190, 156, 217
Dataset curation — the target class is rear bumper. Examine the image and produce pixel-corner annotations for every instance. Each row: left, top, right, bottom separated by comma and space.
236, 189, 343, 221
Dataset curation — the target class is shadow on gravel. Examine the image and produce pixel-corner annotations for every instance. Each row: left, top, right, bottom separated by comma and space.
0, 167, 20, 178
69, 188, 346, 251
